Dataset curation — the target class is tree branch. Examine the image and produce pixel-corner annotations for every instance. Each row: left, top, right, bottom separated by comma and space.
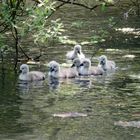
0, 25, 9, 33
46, 1, 67, 19
19, 45, 31, 60
56, 0, 100, 10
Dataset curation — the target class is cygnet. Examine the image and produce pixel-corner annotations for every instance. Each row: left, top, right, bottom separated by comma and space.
66, 44, 85, 60
48, 61, 78, 78
98, 55, 116, 71
79, 58, 104, 76
19, 64, 45, 81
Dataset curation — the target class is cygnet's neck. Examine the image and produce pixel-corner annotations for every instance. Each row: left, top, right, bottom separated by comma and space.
22, 71, 28, 74
19, 73, 28, 81
22, 67, 29, 74
49, 70, 59, 78
74, 49, 80, 54
80, 66, 89, 75
101, 63, 107, 71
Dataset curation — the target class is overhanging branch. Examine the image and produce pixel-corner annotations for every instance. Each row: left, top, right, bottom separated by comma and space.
56, 0, 101, 10
55, 0, 115, 11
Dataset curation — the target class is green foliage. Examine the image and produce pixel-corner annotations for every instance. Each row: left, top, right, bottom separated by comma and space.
0, 34, 9, 57
0, 2, 11, 25
101, 2, 106, 12
0, 34, 4, 48
0, 0, 68, 49
18, 1, 67, 45
0, 0, 139, 61
33, 19, 66, 44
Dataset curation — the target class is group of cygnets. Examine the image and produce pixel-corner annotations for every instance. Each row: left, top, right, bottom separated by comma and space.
19, 44, 116, 81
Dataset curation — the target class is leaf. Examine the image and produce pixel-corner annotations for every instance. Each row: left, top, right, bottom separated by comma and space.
101, 3, 106, 12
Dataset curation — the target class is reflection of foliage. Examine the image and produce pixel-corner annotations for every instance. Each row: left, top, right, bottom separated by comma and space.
108, 17, 116, 27
117, 0, 140, 17
55, 0, 140, 16
90, 29, 109, 44
71, 21, 87, 28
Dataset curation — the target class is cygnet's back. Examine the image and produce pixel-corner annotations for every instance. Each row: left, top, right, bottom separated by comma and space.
60, 67, 78, 78
89, 66, 104, 75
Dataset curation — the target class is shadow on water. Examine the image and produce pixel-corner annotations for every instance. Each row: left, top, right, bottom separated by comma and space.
0, 4, 140, 140
0, 64, 31, 138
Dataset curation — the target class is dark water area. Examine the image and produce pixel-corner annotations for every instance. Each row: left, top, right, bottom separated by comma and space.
0, 4, 140, 140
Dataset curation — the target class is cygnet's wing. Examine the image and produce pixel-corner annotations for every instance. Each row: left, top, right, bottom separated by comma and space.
59, 68, 78, 78
78, 52, 85, 59
67, 68, 78, 78
90, 66, 104, 75
66, 50, 75, 60
29, 71, 45, 81
107, 60, 116, 70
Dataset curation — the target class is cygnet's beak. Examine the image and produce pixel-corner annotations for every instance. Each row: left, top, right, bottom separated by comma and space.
49, 67, 55, 72
77, 50, 80, 54
19, 70, 22, 73
100, 60, 105, 65
71, 63, 75, 68
80, 63, 84, 67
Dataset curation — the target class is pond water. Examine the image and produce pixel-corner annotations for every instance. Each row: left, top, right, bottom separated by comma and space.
0, 4, 140, 140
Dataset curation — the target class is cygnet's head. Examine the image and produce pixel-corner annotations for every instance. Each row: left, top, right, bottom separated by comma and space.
19, 64, 29, 74
48, 61, 60, 73
74, 45, 82, 54
80, 58, 91, 68
71, 58, 81, 68
99, 55, 107, 66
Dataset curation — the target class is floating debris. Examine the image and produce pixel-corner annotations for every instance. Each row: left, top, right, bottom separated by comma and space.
53, 112, 87, 118
114, 121, 140, 128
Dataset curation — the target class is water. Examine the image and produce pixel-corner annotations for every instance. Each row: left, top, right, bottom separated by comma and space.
0, 4, 140, 140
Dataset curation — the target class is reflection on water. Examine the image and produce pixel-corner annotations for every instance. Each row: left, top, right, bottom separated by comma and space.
0, 6, 140, 140
0, 54, 140, 139
17, 80, 46, 94
48, 77, 60, 90
74, 77, 92, 88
